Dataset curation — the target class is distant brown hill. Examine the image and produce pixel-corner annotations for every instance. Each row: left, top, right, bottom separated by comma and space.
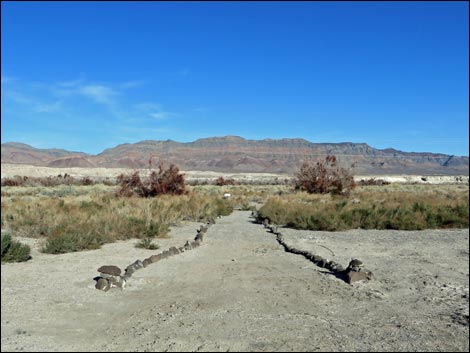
1, 136, 468, 175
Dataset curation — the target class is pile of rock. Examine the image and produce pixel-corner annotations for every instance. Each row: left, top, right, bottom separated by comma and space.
344, 258, 374, 284
94, 218, 216, 292
95, 265, 127, 291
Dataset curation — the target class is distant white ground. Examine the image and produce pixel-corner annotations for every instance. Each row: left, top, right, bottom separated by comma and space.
1, 163, 468, 184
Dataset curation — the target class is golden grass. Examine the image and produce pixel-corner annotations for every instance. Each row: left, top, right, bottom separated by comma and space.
1, 183, 468, 253
1, 189, 234, 253
257, 184, 469, 231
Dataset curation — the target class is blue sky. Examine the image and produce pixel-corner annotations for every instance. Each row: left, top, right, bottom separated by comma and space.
1, 1, 468, 156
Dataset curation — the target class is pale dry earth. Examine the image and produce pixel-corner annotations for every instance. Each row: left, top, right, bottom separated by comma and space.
1, 211, 469, 352
1, 163, 468, 184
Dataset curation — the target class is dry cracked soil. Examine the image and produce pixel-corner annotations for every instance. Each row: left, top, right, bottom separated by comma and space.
1, 211, 469, 352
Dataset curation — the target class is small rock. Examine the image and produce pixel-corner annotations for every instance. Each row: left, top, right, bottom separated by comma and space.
346, 269, 373, 284
306, 252, 316, 261
116, 277, 126, 289
150, 254, 162, 263
184, 241, 192, 251
97, 265, 121, 276
325, 261, 337, 271
130, 260, 144, 269
125, 260, 144, 275
334, 264, 345, 272
142, 258, 152, 268
263, 218, 270, 228
95, 278, 110, 291
168, 246, 180, 255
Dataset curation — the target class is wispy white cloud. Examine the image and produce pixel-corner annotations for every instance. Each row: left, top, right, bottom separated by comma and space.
33, 101, 63, 113
135, 102, 162, 112
78, 84, 118, 105
149, 112, 177, 120
135, 102, 179, 120
3, 90, 32, 105
2, 89, 62, 114
2, 76, 182, 132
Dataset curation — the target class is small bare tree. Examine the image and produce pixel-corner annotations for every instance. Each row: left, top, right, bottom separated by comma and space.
294, 155, 355, 196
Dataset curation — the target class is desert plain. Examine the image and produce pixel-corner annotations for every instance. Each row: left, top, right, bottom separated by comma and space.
1, 164, 469, 352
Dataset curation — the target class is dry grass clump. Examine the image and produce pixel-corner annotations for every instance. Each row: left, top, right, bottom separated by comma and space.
1, 192, 233, 254
257, 185, 469, 231
1, 184, 116, 198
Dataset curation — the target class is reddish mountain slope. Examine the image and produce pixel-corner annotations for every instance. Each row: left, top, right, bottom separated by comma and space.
1, 137, 468, 175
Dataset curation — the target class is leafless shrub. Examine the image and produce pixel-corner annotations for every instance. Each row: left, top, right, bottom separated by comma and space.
1, 174, 99, 187
357, 178, 390, 186
293, 155, 355, 196
214, 176, 236, 186
117, 163, 186, 197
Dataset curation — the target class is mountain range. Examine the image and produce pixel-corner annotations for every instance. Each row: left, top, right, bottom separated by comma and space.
1, 136, 468, 175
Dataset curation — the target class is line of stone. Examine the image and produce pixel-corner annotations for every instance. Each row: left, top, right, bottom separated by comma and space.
94, 218, 215, 292
261, 218, 373, 284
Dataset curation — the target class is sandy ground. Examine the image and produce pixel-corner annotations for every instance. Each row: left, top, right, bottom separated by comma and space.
1, 163, 468, 184
1, 211, 469, 352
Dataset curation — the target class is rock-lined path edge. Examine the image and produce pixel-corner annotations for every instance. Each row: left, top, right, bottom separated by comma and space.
2, 211, 468, 352
260, 217, 374, 284
94, 218, 214, 291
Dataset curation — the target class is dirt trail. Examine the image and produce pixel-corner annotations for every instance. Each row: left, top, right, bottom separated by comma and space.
1, 211, 469, 352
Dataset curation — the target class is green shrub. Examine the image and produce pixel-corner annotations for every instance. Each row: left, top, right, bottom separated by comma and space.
1, 234, 31, 262
213, 198, 234, 217
135, 238, 160, 250
1, 233, 12, 257
42, 232, 106, 254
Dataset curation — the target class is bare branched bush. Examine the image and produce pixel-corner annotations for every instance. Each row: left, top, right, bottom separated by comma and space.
117, 163, 186, 197
293, 155, 355, 196
116, 171, 146, 197
357, 178, 390, 186
1, 174, 103, 187
214, 176, 236, 186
